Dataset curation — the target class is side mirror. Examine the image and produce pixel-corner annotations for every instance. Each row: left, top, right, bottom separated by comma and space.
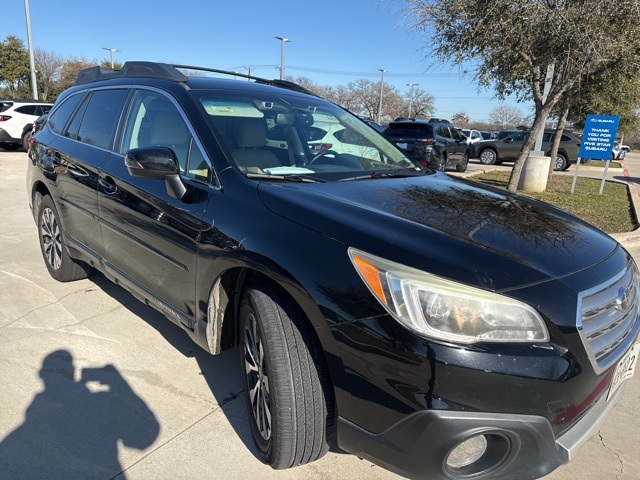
125, 147, 186, 199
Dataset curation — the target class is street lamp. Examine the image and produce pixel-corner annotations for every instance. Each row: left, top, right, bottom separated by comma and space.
377, 69, 387, 124
274, 36, 291, 80
406, 83, 419, 118
102, 47, 119, 69
23, 0, 38, 99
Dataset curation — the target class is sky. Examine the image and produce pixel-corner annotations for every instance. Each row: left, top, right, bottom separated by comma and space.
2, 0, 530, 122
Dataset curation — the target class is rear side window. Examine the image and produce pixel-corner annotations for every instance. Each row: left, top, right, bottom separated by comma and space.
15, 105, 37, 115
48, 94, 84, 135
76, 89, 128, 150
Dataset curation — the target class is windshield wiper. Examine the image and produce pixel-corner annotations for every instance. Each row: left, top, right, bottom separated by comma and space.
246, 173, 323, 183
338, 167, 425, 181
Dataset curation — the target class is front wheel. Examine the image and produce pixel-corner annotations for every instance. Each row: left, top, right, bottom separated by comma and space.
554, 154, 567, 171
479, 149, 497, 165
456, 152, 469, 172
239, 283, 333, 469
37, 195, 91, 282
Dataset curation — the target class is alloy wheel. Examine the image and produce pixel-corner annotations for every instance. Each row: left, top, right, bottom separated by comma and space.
243, 312, 272, 441
40, 207, 62, 270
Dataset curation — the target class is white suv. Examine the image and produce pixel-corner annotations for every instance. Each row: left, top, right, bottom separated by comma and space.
0, 100, 53, 151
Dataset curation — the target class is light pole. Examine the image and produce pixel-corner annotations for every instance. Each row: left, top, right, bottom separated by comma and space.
23, 0, 38, 99
406, 83, 419, 118
102, 47, 119, 69
274, 36, 291, 80
377, 69, 387, 124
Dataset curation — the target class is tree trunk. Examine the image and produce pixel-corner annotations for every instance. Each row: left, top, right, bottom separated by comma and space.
507, 105, 552, 192
547, 95, 571, 182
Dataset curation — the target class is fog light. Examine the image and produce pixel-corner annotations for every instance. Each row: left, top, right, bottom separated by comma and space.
446, 435, 488, 469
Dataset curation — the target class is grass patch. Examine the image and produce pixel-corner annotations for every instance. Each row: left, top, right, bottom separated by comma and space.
583, 160, 622, 168
469, 171, 636, 234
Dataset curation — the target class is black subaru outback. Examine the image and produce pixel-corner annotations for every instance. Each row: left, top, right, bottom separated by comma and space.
27, 62, 639, 480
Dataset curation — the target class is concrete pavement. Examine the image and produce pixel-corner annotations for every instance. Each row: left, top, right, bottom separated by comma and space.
1, 150, 639, 479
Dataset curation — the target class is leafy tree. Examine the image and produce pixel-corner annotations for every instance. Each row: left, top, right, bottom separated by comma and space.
0, 36, 30, 97
402, 0, 640, 191
57, 57, 96, 92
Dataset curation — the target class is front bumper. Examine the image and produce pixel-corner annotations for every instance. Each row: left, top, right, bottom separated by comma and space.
337, 382, 628, 480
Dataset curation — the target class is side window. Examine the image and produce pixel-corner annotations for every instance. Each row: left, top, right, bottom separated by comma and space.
16, 105, 36, 115
437, 126, 452, 139
560, 134, 573, 141
543, 132, 553, 142
449, 128, 462, 140
121, 90, 211, 181
64, 95, 90, 140
48, 94, 84, 135
510, 133, 528, 142
77, 89, 128, 150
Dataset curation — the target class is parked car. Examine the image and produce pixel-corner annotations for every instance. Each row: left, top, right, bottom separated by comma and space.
472, 129, 582, 170
384, 118, 470, 172
479, 131, 492, 140
460, 128, 484, 143
360, 117, 384, 133
0, 100, 53, 150
612, 142, 627, 160
27, 62, 639, 480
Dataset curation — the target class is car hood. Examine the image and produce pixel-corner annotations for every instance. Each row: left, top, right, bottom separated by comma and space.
257, 173, 619, 291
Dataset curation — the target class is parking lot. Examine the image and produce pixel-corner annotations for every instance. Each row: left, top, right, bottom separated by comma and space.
1, 149, 639, 479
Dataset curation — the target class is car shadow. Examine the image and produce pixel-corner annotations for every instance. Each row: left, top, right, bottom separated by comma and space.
85, 270, 262, 461
0, 349, 160, 479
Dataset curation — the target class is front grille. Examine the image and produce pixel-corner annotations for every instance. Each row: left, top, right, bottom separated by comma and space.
578, 260, 640, 374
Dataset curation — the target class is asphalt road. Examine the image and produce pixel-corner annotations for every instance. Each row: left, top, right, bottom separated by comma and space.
1, 149, 638, 480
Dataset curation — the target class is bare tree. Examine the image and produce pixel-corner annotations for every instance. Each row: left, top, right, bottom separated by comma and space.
34, 48, 64, 100
488, 104, 523, 129
451, 112, 469, 127
406, 88, 435, 119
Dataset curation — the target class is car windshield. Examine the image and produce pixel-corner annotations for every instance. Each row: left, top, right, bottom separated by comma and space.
196, 90, 418, 181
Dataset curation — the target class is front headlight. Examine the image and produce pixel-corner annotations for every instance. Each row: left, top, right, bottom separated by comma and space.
348, 248, 549, 344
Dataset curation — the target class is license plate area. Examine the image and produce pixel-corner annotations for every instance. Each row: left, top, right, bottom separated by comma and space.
607, 343, 639, 401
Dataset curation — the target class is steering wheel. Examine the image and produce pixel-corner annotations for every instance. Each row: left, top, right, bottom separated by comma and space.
308, 150, 340, 165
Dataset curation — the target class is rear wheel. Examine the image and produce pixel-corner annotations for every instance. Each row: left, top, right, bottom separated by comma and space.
436, 155, 446, 171
239, 283, 333, 469
479, 149, 497, 165
37, 195, 91, 282
22, 130, 32, 151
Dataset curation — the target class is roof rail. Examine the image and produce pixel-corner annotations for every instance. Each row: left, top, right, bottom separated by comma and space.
74, 62, 189, 86
73, 61, 316, 96
171, 64, 317, 96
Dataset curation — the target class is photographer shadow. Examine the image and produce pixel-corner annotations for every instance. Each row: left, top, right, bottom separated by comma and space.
86, 271, 259, 459
0, 349, 160, 479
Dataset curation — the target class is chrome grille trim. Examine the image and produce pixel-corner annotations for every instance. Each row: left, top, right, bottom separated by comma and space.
577, 260, 640, 374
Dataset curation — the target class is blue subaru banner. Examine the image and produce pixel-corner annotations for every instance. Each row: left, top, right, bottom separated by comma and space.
578, 114, 620, 160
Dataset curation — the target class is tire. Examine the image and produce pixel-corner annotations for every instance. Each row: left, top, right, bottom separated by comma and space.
37, 195, 91, 282
22, 130, 32, 151
0, 142, 20, 151
554, 154, 567, 171
456, 152, 469, 172
239, 283, 333, 469
436, 155, 446, 171
479, 148, 497, 165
